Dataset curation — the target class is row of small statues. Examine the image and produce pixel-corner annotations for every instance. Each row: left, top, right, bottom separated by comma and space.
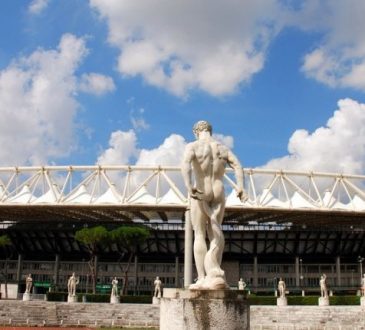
24, 273, 162, 298
238, 274, 365, 298
23, 273, 365, 298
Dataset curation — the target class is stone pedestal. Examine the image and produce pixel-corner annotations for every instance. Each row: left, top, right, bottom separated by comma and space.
160, 289, 249, 330
110, 295, 120, 304
361, 297, 365, 307
277, 297, 287, 306
152, 296, 161, 305
67, 295, 78, 303
22, 292, 31, 301
318, 297, 329, 306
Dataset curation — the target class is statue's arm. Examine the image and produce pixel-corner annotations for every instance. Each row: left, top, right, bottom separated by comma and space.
181, 144, 195, 194
227, 150, 248, 201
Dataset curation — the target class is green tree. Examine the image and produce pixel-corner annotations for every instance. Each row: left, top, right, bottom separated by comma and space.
74, 226, 108, 294
109, 226, 150, 295
0, 235, 12, 299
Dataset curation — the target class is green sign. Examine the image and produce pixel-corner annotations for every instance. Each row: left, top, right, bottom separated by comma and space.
34, 282, 51, 288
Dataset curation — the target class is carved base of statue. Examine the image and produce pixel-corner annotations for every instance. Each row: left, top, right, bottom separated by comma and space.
110, 295, 120, 304
189, 275, 229, 291
67, 295, 78, 303
152, 296, 161, 305
160, 289, 249, 330
22, 292, 31, 301
277, 297, 287, 306
318, 297, 329, 306
360, 297, 365, 307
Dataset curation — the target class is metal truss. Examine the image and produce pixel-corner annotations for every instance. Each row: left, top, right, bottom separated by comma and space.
0, 165, 365, 209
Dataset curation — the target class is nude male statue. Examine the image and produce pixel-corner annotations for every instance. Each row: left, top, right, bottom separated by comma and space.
25, 274, 33, 293
361, 274, 365, 297
182, 120, 248, 290
67, 272, 79, 297
111, 277, 119, 297
238, 278, 246, 291
154, 276, 162, 298
320, 274, 328, 298
278, 278, 286, 298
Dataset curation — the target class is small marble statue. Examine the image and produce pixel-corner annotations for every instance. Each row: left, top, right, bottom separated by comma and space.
320, 274, 328, 298
154, 276, 162, 298
182, 121, 248, 290
278, 278, 286, 298
361, 274, 365, 297
67, 272, 79, 297
111, 277, 119, 297
25, 274, 33, 293
238, 278, 246, 290
110, 277, 120, 304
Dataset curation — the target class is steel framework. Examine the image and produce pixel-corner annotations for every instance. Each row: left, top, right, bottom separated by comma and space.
0, 165, 365, 223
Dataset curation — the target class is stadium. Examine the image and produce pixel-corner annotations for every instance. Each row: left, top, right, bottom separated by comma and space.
1, 165, 365, 298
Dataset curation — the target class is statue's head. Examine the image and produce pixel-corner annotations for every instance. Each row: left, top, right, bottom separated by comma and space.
193, 120, 212, 138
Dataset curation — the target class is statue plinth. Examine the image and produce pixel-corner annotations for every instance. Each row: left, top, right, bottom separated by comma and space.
22, 292, 31, 301
318, 297, 329, 306
110, 295, 120, 304
360, 296, 365, 307
67, 295, 78, 303
277, 297, 287, 306
152, 296, 161, 305
160, 288, 249, 330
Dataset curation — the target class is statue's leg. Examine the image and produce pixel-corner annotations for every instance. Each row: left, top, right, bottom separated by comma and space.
190, 198, 208, 288
203, 200, 227, 288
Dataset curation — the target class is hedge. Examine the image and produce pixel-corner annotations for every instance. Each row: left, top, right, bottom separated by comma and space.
248, 295, 361, 305
46, 292, 152, 304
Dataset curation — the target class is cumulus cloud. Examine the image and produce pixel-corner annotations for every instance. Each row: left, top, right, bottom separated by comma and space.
297, 1, 365, 91
263, 98, 365, 174
28, 0, 50, 15
0, 33, 114, 166
97, 129, 237, 167
79, 73, 116, 96
90, 0, 285, 97
97, 130, 139, 165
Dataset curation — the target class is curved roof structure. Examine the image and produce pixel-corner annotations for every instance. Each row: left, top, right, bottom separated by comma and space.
0, 165, 364, 225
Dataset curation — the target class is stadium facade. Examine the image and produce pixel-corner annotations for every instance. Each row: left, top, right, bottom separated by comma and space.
1, 165, 365, 296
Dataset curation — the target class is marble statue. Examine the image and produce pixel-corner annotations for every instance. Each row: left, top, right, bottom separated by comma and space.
110, 277, 120, 303
278, 278, 286, 298
182, 120, 248, 290
320, 274, 328, 298
67, 272, 79, 297
25, 274, 33, 293
111, 277, 119, 297
238, 278, 246, 290
154, 276, 162, 298
361, 274, 365, 297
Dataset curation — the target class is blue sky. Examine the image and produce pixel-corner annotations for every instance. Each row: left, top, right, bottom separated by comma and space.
1, 0, 365, 174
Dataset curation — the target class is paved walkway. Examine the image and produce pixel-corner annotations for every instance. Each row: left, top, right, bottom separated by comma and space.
0, 328, 94, 330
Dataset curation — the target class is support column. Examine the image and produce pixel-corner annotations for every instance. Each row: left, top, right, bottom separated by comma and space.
53, 254, 60, 290
253, 256, 258, 289
295, 257, 300, 287
184, 208, 193, 288
175, 256, 179, 288
336, 256, 341, 287
134, 255, 138, 295
16, 253, 23, 295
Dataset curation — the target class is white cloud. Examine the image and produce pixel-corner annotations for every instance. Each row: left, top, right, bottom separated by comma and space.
263, 98, 365, 174
90, 0, 285, 97
79, 73, 115, 96
97, 130, 139, 165
28, 0, 50, 15
97, 129, 236, 166
0, 33, 114, 166
298, 1, 365, 91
